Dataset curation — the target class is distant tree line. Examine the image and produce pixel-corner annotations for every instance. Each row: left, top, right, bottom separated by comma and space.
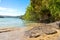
22, 0, 60, 23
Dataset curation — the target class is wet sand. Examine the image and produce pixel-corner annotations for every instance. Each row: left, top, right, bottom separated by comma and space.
0, 27, 26, 40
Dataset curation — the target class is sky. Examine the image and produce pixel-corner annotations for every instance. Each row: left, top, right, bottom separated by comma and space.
0, 0, 30, 16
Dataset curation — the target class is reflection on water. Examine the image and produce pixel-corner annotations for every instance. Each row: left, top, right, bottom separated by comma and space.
0, 18, 26, 28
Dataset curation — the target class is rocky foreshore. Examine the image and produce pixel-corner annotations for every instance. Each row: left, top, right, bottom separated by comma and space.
24, 22, 60, 40
25, 25, 57, 38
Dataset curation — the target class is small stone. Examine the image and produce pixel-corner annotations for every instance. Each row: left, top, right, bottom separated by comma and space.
30, 34, 40, 38
44, 30, 57, 35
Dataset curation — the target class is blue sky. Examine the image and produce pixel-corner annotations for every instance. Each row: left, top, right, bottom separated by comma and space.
0, 0, 30, 16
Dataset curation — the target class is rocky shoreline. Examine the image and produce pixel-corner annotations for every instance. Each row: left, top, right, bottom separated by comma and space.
25, 25, 57, 38
24, 21, 60, 40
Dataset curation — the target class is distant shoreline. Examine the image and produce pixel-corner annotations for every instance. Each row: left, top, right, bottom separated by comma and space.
0, 15, 20, 18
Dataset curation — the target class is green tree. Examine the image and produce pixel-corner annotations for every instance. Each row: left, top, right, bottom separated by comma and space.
23, 0, 60, 23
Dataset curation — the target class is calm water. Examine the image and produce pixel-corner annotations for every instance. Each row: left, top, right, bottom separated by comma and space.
0, 18, 26, 28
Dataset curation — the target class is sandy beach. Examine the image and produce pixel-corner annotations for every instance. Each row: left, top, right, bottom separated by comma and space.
0, 22, 60, 40
0, 27, 26, 40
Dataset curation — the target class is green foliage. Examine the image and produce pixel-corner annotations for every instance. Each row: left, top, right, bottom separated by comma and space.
48, 0, 60, 21
23, 0, 60, 23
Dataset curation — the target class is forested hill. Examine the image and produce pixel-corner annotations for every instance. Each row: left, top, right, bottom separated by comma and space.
0, 16, 19, 18
22, 0, 60, 23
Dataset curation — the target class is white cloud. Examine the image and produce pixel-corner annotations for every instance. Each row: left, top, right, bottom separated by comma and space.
0, 7, 20, 16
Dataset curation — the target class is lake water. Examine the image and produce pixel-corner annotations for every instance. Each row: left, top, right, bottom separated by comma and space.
0, 18, 27, 28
